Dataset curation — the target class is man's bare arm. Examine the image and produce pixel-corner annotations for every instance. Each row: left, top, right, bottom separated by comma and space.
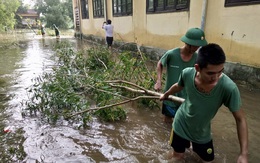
160, 83, 183, 100
154, 61, 163, 91
232, 109, 248, 163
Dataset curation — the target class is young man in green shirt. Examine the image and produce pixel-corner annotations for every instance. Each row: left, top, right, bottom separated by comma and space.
160, 43, 248, 162
154, 28, 207, 123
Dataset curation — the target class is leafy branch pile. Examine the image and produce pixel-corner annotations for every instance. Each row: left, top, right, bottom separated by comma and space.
23, 42, 184, 127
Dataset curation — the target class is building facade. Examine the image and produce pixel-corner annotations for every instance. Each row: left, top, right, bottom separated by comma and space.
72, 0, 260, 86
17, 9, 39, 28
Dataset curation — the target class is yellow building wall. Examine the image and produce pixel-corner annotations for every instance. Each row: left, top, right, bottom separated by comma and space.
73, 0, 260, 68
112, 0, 206, 50
205, 0, 260, 67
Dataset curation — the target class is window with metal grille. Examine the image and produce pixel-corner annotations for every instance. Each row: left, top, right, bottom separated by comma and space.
81, 0, 89, 19
113, 0, 132, 16
225, 0, 260, 7
93, 0, 104, 18
147, 0, 189, 13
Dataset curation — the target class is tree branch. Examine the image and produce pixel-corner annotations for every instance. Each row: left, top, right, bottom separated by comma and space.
66, 80, 185, 119
105, 80, 147, 91
106, 80, 184, 103
66, 95, 160, 119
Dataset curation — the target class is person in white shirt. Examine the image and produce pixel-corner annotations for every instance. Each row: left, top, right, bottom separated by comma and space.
102, 19, 114, 49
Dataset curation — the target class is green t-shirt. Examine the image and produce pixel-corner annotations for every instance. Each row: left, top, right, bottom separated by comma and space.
173, 67, 241, 144
160, 48, 197, 107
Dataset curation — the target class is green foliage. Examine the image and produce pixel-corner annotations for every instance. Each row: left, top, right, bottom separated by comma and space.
24, 42, 158, 126
16, 2, 28, 13
35, 0, 73, 29
0, 0, 20, 31
94, 106, 127, 122
0, 128, 26, 162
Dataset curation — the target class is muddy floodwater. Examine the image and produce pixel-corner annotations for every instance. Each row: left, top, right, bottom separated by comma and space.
0, 33, 259, 163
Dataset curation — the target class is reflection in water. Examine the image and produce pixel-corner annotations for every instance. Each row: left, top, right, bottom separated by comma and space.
0, 34, 259, 162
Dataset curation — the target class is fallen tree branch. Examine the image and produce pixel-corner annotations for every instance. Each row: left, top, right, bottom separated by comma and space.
106, 80, 184, 103
105, 80, 147, 91
136, 44, 155, 82
66, 82, 184, 119
66, 95, 160, 119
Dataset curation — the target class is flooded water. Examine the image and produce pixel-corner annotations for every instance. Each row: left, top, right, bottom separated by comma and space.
0, 33, 259, 163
